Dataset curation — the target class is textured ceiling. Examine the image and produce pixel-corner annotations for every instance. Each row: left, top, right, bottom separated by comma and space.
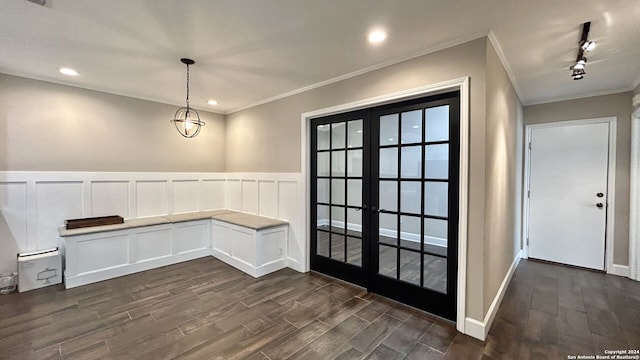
1, 0, 639, 113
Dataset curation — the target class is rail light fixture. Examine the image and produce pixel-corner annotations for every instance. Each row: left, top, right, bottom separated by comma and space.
570, 22, 596, 80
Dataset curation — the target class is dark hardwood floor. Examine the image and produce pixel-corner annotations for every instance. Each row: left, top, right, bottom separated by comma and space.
0, 257, 638, 359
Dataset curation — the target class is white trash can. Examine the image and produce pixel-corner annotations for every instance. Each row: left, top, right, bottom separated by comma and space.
18, 248, 62, 292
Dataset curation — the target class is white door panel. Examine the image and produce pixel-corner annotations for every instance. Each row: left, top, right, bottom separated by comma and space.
528, 122, 609, 270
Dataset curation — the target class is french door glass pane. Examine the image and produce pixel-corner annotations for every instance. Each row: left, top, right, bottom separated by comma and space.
346, 208, 361, 234
348, 120, 363, 148
401, 146, 422, 178
379, 180, 397, 212
317, 125, 330, 150
425, 106, 449, 142
331, 179, 345, 205
379, 244, 397, 279
401, 110, 422, 144
424, 218, 447, 242
347, 237, 362, 266
425, 144, 449, 179
331, 234, 345, 261
347, 150, 363, 177
424, 253, 447, 293
400, 181, 421, 214
400, 215, 420, 247
317, 204, 329, 230
317, 230, 329, 257
332, 123, 346, 149
347, 180, 362, 206
424, 181, 448, 217
379, 213, 397, 240
379, 148, 398, 178
331, 206, 345, 233
400, 249, 421, 286
317, 152, 329, 176
332, 151, 345, 176
380, 114, 399, 145
317, 179, 329, 203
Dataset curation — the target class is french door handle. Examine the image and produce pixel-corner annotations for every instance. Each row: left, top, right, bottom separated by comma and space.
596, 203, 604, 209
356, 205, 368, 212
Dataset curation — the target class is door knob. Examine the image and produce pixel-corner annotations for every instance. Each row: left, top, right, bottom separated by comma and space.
596, 192, 604, 198
596, 203, 604, 209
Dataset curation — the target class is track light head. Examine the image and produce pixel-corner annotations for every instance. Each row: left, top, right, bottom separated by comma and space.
574, 57, 587, 70
571, 68, 586, 80
580, 40, 597, 52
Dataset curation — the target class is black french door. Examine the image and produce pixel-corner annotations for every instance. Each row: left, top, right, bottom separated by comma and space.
310, 92, 459, 321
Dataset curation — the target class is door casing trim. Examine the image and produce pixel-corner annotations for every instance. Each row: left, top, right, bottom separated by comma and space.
630, 108, 640, 281
300, 77, 470, 334
522, 117, 617, 274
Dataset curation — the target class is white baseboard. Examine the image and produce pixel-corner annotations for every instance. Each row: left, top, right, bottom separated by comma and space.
464, 250, 521, 341
464, 318, 486, 340
609, 264, 630, 277
212, 249, 287, 278
286, 257, 305, 272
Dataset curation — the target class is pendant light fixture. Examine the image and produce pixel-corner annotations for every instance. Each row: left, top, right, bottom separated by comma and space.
170, 58, 205, 138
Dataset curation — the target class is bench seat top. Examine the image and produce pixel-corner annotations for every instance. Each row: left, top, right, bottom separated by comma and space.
58, 209, 287, 237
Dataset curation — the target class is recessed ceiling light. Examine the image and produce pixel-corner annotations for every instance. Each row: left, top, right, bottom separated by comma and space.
368, 30, 387, 44
59, 67, 79, 76
207, 100, 218, 106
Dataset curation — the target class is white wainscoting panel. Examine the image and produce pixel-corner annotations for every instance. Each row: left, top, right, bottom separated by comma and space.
278, 180, 302, 268
76, 233, 128, 274
173, 220, 210, 254
131, 227, 172, 263
201, 179, 226, 210
136, 181, 168, 218
258, 181, 278, 218
0, 171, 304, 275
227, 180, 242, 211
0, 182, 28, 252
36, 181, 83, 250
91, 181, 129, 218
172, 180, 200, 214
241, 180, 258, 214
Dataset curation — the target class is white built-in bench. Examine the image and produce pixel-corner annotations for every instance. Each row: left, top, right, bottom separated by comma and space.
58, 210, 288, 288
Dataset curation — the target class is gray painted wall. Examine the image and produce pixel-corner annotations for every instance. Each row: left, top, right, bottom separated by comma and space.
483, 41, 524, 315
635, 83, 640, 113
523, 92, 633, 265
0, 73, 226, 172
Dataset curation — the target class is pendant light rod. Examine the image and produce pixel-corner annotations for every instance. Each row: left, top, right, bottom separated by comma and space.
181, 58, 194, 110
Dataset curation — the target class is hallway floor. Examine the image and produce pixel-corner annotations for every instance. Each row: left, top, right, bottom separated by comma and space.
0, 257, 638, 359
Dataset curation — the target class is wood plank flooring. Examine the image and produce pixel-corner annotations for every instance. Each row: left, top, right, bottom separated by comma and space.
0, 257, 638, 359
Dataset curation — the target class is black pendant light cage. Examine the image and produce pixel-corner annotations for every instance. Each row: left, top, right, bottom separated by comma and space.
171, 58, 205, 138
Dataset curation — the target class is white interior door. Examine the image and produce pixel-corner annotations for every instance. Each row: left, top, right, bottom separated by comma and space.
528, 122, 609, 270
